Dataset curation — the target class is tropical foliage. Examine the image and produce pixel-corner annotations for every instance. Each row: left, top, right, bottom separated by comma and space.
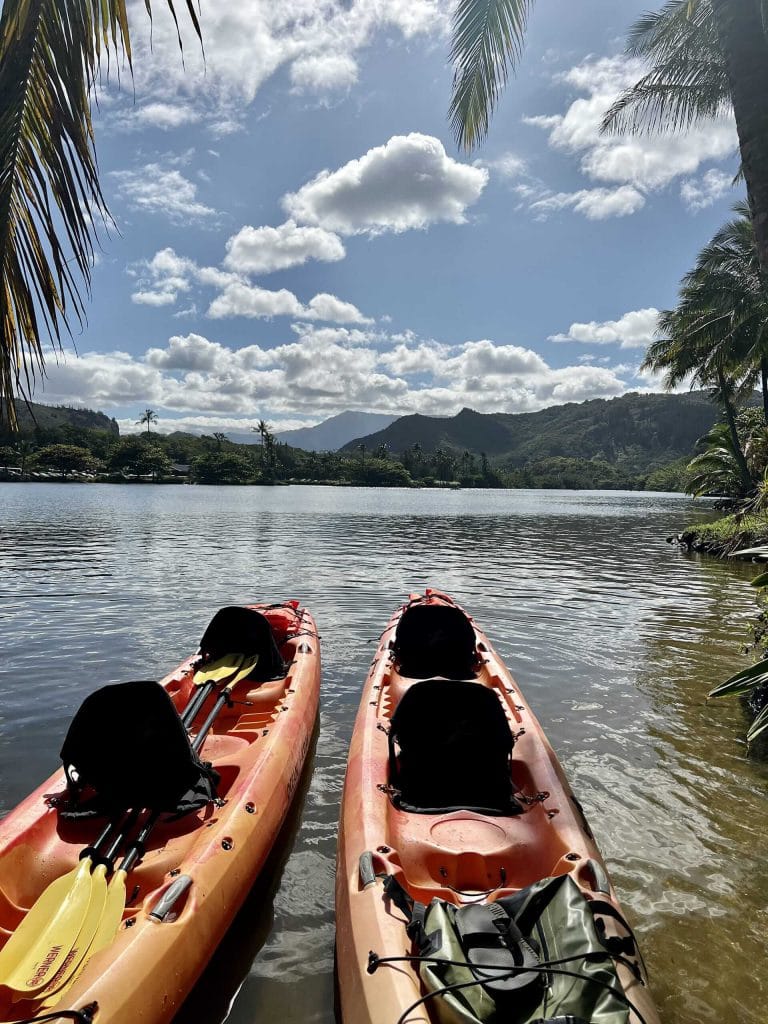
602, 1, 730, 136
0, 0, 198, 424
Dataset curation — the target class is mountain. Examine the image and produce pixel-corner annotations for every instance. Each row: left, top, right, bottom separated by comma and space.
0, 400, 119, 440
341, 392, 722, 473
273, 411, 398, 451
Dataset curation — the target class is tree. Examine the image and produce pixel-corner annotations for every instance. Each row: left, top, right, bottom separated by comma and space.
449, 0, 768, 283
138, 408, 158, 435
0, 1, 199, 425
644, 281, 754, 493
192, 450, 254, 485
33, 443, 98, 478
109, 436, 170, 481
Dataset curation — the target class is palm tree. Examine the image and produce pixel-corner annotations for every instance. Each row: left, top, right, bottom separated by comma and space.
137, 408, 158, 435
0, 1, 199, 425
643, 276, 755, 493
449, 0, 768, 280
695, 203, 768, 422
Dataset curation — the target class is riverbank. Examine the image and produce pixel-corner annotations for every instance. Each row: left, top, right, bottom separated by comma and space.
677, 512, 768, 558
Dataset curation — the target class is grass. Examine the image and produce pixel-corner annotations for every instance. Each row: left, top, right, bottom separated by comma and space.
681, 513, 768, 557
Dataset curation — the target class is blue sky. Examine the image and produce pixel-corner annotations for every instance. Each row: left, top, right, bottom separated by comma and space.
34, 0, 741, 435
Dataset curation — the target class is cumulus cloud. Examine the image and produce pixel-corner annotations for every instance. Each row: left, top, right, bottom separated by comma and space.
130, 246, 371, 324
680, 168, 734, 211
37, 324, 644, 425
520, 55, 737, 218
550, 308, 660, 349
282, 133, 488, 234
111, 165, 217, 224
223, 220, 345, 274
206, 282, 371, 323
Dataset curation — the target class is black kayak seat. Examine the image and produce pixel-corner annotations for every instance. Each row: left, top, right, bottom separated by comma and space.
393, 603, 478, 679
60, 679, 218, 818
388, 679, 521, 816
199, 605, 285, 681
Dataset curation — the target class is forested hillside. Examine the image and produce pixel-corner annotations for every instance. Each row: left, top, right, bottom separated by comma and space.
343, 392, 719, 475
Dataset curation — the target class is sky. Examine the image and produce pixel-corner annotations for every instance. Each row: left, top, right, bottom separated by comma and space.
32, 0, 743, 436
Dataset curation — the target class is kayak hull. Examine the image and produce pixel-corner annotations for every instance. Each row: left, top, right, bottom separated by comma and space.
336, 590, 659, 1024
0, 602, 321, 1024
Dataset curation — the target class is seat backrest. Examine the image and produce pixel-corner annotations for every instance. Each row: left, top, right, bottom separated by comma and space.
199, 605, 285, 681
393, 604, 477, 679
389, 679, 517, 814
60, 679, 217, 816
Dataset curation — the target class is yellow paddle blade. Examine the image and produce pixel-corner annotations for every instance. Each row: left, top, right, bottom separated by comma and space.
38, 865, 123, 1012
29, 863, 109, 1004
0, 858, 93, 996
91, 868, 127, 951
193, 653, 245, 686
223, 654, 259, 693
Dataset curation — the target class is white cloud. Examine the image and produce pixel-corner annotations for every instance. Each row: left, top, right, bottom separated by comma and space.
38, 325, 643, 425
521, 55, 738, 218
304, 293, 373, 324
282, 133, 488, 235
223, 220, 345, 274
290, 53, 359, 92
531, 185, 645, 220
130, 246, 371, 324
680, 168, 734, 211
207, 282, 306, 320
109, 1, 448, 130
123, 102, 202, 130
111, 165, 217, 224
206, 281, 371, 323
550, 308, 660, 349
484, 153, 527, 180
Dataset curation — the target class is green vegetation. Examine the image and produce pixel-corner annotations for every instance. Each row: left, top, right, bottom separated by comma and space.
0, 396, 717, 489
345, 392, 721, 487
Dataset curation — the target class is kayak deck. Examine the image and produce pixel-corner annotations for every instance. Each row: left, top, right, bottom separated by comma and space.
336, 589, 659, 1024
0, 602, 321, 1024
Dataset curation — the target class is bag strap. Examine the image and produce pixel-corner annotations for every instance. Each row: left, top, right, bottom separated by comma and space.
382, 875, 433, 953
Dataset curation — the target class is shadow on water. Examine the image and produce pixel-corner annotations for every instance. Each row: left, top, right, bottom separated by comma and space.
173, 720, 320, 1024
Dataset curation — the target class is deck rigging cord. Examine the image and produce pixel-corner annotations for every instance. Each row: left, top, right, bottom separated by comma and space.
367, 950, 646, 1024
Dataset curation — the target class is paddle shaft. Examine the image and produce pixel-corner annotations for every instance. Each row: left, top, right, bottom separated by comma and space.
116, 681, 236, 874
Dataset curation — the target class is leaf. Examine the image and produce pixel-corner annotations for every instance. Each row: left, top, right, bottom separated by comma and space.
708, 657, 768, 698
731, 546, 768, 558
751, 572, 768, 587
449, 0, 535, 151
747, 701, 768, 744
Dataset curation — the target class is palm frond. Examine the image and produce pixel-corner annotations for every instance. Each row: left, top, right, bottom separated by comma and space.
0, 0, 200, 428
708, 656, 768, 697
602, 0, 730, 136
449, 0, 535, 151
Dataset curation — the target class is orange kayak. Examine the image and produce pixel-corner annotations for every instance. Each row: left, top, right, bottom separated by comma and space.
0, 601, 320, 1024
336, 589, 659, 1024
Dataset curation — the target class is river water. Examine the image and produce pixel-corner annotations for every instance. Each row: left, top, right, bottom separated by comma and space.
0, 484, 765, 1023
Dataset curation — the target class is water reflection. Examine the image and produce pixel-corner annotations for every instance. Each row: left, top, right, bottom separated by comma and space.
0, 484, 762, 1022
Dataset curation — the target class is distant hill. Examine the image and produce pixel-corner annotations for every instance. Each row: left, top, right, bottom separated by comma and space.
341, 392, 722, 474
273, 411, 398, 451
0, 400, 119, 439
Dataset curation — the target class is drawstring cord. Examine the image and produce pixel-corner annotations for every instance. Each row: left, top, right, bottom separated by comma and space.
367, 951, 646, 1024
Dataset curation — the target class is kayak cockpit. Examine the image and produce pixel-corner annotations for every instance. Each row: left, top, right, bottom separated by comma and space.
387, 679, 522, 816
